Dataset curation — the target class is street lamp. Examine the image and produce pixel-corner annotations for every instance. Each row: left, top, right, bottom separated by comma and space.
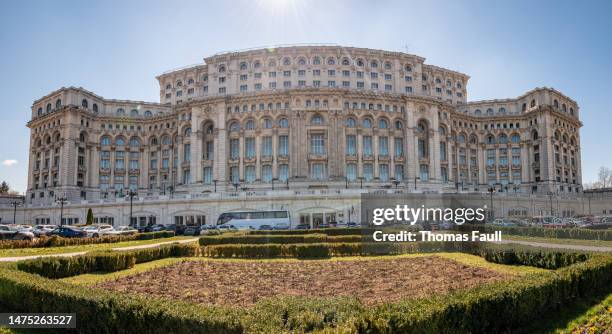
10, 200, 22, 224
414, 176, 420, 190
487, 185, 496, 221
213, 179, 217, 193
127, 190, 138, 227
358, 176, 364, 189
345, 176, 349, 189
286, 177, 290, 190
55, 195, 68, 226
391, 178, 400, 189
547, 191, 554, 216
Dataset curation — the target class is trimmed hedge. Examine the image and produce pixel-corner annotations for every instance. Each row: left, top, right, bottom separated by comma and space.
1, 252, 611, 333
0, 231, 175, 249
484, 225, 612, 241
0, 268, 243, 333
198, 234, 362, 246
247, 228, 376, 236
16, 242, 199, 278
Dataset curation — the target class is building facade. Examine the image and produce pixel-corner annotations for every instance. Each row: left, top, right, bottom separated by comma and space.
20, 45, 587, 226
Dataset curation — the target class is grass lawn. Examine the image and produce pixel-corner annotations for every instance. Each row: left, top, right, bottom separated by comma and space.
63, 252, 546, 287
503, 235, 612, 248
0, 236, 196, 258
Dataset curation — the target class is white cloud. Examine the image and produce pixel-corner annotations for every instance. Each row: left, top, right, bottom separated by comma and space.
2, 160, 18, 166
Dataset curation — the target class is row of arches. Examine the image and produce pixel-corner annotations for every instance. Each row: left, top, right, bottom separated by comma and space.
36, 99, 62, 116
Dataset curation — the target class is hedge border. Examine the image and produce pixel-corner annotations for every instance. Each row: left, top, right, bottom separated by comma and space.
0, 231, 175, 250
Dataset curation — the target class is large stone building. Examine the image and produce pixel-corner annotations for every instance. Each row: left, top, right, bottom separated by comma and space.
17, 45, 593, 227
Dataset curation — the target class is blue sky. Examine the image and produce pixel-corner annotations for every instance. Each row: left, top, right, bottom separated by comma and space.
1, 0, 611, 193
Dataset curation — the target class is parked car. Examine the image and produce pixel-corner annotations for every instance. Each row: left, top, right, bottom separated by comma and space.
163, 224, 177, 232
82, 224, 115, 237
144, 224, 165, 233
273, 223, 290, 230
258, 224, 273, 230
317, 223, 331, 229
295, 223, 310, 230
0, 224, 35, 240
174, 224, 188, 235
216, 224, 237, 231
346, 222, 359, 228
15, 225, 34, 233
183, 225, 203, 236
33, 224, 58, 237
104, 226, 138, 236
50, 226, 86, 238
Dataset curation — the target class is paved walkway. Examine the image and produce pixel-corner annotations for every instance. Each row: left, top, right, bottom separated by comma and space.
0, 238, 199, 262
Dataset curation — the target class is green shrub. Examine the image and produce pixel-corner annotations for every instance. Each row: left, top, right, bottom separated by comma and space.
198, 234, 362, 246
0, 231, 175, 250
483, 225, 612, 241
0, 268, 243, 333
473, 244, 590, 269
247, 228, 374, 236
16, 242, 198, 278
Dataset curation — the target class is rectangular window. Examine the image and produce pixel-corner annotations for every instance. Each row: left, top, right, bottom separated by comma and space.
418, 139, 427, 158
278, 135, 289, 156
346, 164, 356, 181
363, 136, 372, 155
230, 166, 239, 184
268, 71, 276, 77
245, 138, 255, 159
371, 83, 378, 90
262, 165, 272, 182
487, 149, 496, 167
420, 164, 429, 181
357, 81, 364, 88
283, 70, 291, 77
183, 144, 191, 162
379, 136, 388, 155
328, 81, 335, 87
379, 164, 389, 181
342, 70, 350, 77
245, 166, 256, 183
283, 81, 291, 88
405, 86, 413, 93
394, 164, 404, 181
269, 82, 277, 89
203, 167, 212, 184
240, 85, 247, 92
439, 142, 447, 160
371, 72, 378, 79
363, 164, 373, 181
313, 69, 320, 76
279, 164, 288, 181
311, 134, 326, 155
255, 83, 262, 90
394, 138, 403, 156
298, 70, 305, 76
313, 80, 321, 87
205, 141, 214, 160
342, 81, 350, 87
230, 139, 239, 159
262, 136, 272, 157
346, 135, 356, 155
311, 163, 326, 180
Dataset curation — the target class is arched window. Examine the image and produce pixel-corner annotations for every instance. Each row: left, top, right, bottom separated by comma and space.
245, 120, 255, 130
511, 134, 520, 143
92, 103, 98, 112
346, 118, 356, 128
81, 99, 88, 109
282, 57, 291, 66
562, 104, 567, 112
530, 99, 536, 108
116, 108, 125, 116
144, 110, 152, 117
311, 115, 323, 125
268, 59, 276, 67
486, 108, 494, 115
486, 135, 495, 144
356, 58, 364, 67
438, 126, 446, 135
342, 58, 350, 66
298, 57, 306, 65
313, 57, 321, 65
115, 137, 126, 146
262, 118, 272, 129
187, 78, 194, 85
278, 118, 289, 128
384, 62, 392, 70
498, 134, 508, 144
229, 122, 240, 132
46, 103, 52, 113
474, 109, 482, 115
162, 136, 172, 145
206, 125, 214, 134
404, 64, 412, 72
417, 122, 426, 133
570, 107, 574, 115
130, 109, 138, 117
522, 103, 527, 111
395, 120, 403, 130
79, 132, 86, 142
532, 131, 539, 140
129, 137, 141, 147
176, 80, 183, 87
150, 137, 158, 145
457, 134, 466, 143
184, 127, 192, 137
554, 99, 559, 108
240, 62, 248, 71
55, 99, 62, 109
165, 84, 172, 90
469, 135, 478, 144
37, 107, 43, 116
362, 118, 372, 128
218, 65, 226, 73
378, 119, 388, 129
499, 107, 506, 114
327, 57, 335, 65
101, 136, 111, 146
370, 60, 378, 68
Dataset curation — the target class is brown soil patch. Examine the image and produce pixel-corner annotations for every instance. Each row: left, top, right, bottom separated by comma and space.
95, 256, 509, 307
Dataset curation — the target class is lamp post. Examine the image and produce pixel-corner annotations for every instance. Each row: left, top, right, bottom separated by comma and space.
127, 190, 137, 227
213, 179, 217, 193
547, 191, 554, 216
487, 185, 496, 221
392, 178, 400, 189
414, 176, 419, 190
10, 200, 22, 224
286, 178, 289, 190
345, 176, 349, 189
55, 195, 68, 226
358, 176, 364, 189
233, 181, 239, 192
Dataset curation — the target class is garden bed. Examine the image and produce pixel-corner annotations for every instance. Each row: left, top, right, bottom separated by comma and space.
94, 255, 509, 307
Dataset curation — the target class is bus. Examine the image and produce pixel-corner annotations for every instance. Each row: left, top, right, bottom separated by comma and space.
216, 210, 291, 230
